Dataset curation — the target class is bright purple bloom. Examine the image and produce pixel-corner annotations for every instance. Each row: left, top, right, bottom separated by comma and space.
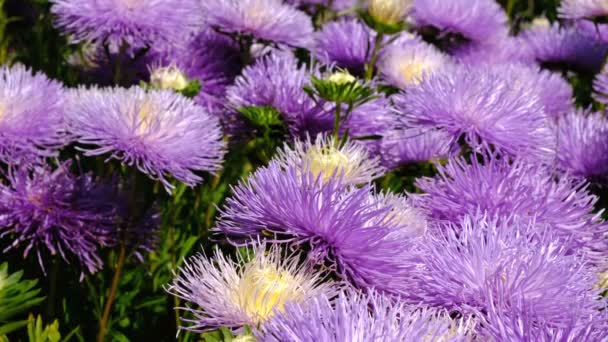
258, 290, 474, 342
314, 18, 374, 74
556, 110, 608, 180
67, 86, 226, 191
520, 20, 607, 73
393, 64, 555, 162
452, 37, 535, 66
411, 0, 508, 47
415, 157, 608, 263
0, 64, 65, 164
201, 0, 314, 48
379, 128, 458, 169
417, 214, 603, 324
559, 0, 608, 19
594, 66, 608, 106
0, 162, 116, 275
215, 162, 424, 299
50, 0, 202, 50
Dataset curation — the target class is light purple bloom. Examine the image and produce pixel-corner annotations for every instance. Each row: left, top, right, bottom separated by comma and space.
201, 0, 314, 48
556, 110, 608, 180
215, 162, 424, 299
314, 18, 374, 74
67, 86, 226, 191
417, 214, 603, 324
411, 0, 508, 47
379, 128, 458, 169
0, 162, 116, 275
167, 242, 337, 332
594, 66, 608, 106
0, 64, 65, 164
393, 64, 556, 162
258, 290, 474, 342
50, 0, 202, 50
452, 37, 536, 66
559, 0, 608, 19
415, 157, 608, 263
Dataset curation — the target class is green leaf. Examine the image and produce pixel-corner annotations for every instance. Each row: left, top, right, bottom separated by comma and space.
0, 320, 28, 335
237, 106, 283, 128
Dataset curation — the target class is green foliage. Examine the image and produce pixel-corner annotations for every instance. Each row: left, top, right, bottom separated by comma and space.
304, 75, 376, 106
27, 315, 61, 342
358, 9, 407, 35
0, 262, 45, 337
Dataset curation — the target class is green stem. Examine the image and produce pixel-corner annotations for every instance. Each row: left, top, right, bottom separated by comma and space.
204, 172, 223, 230
97, 244, 127, 342
506, 0, 517, 19
332, 102, 342, 143
364, 33, 384, 81
45, 258, 59, 321
113, 42, 128, 86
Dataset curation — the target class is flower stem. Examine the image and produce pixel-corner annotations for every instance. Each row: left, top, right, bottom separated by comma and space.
45, 258, 59, 321
332, 101, 342, 143
364, 33, 384, 82
97, 244, 127, 342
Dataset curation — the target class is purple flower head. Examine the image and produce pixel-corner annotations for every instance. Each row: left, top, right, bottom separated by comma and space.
556, 109, 608, 180
167, 241, 337, 332
378, 39, 451, 89
520, 20, 608, 73
275, 135, 385, 186
594, 65, 608, 106
67, 86, 226, 192
201, 0, 313, 48
114, 201, 161, 263
50, 0, 202, 50
380, 128, 458, 169
0, 162, 117, 276
452, 37, 536, 66
226, 52, 332, 137
393, 64, 556, 162
411, 0, 508, 48
258, 290, 474, 342
559, 0, 608, 19
314, 18, 374, 74
415, 157, 608, 263
417, 214, 602, 324
215, 162, 424, 299
0, 64, 65, 164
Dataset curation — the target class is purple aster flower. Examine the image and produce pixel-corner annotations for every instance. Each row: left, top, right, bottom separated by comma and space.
215, 162, 424, 299
201, 0, 314, 48
411, 0, 508, 48
379, 128, 458, 169
67, 86, 226, 192
393, 64, 556, 162
226, 52, 332, 137
520, 20, 607, 73
452, 37, 536, 66
0, 64, 65, 165
417, 214, 602, 324
556, 109, 608, 180
559, 0, 608, 19
314, 18, 374, 74
0, 162, 116, 276
167, 242, 337, 332
378, 39, 451, 89
594, 66, 608, 105
258, 290, 474, 342
50, 0, 202, 50
415, 157, 608, 263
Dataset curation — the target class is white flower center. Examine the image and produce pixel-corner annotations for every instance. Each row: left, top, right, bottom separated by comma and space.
150, 66, 189, 91
328, 72, 356, 85
399, 60, 434, 86
305, 147, 351, 183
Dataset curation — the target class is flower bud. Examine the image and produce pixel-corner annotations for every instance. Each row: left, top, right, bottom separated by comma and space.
150, 65, 189, 91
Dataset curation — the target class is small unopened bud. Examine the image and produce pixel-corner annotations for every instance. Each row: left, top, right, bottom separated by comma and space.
233, 334, 256, 342
150, 65, 189, 91
368, 0, 412, 26
328, 71, 357, 85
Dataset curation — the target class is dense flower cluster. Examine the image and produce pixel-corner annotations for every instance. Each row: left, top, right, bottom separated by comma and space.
1, 0, 607, 340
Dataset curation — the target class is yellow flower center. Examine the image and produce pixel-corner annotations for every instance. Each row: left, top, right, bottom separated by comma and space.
236, 266, 303, 323
135, 100, 154, 135
328, 72, 356, 85
306, 147, 351, 183
399, 60, 433, 86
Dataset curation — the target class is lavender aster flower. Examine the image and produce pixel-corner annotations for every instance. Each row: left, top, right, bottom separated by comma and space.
167, 242, 336, 332
556, 110, 608, 180
594, 66, 608, 106
380, 128, 457, 169
258, 290, 473, 342
417, 214, 602, 324
452, 37, 535, 66
378, 40, 450, 89
68, 86, 226, 191
559, 0, 608, 19
215, 162, 424, 298
0, 162, 116, 275
50, 0, 202, 50
314, 18, 374, 74
201, 0, 313, 48
393, 64, 555, 161
275, 135, 385, 185
411, 0, 508, 48
415, 157, 608, 263
0, 64, 65, 164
